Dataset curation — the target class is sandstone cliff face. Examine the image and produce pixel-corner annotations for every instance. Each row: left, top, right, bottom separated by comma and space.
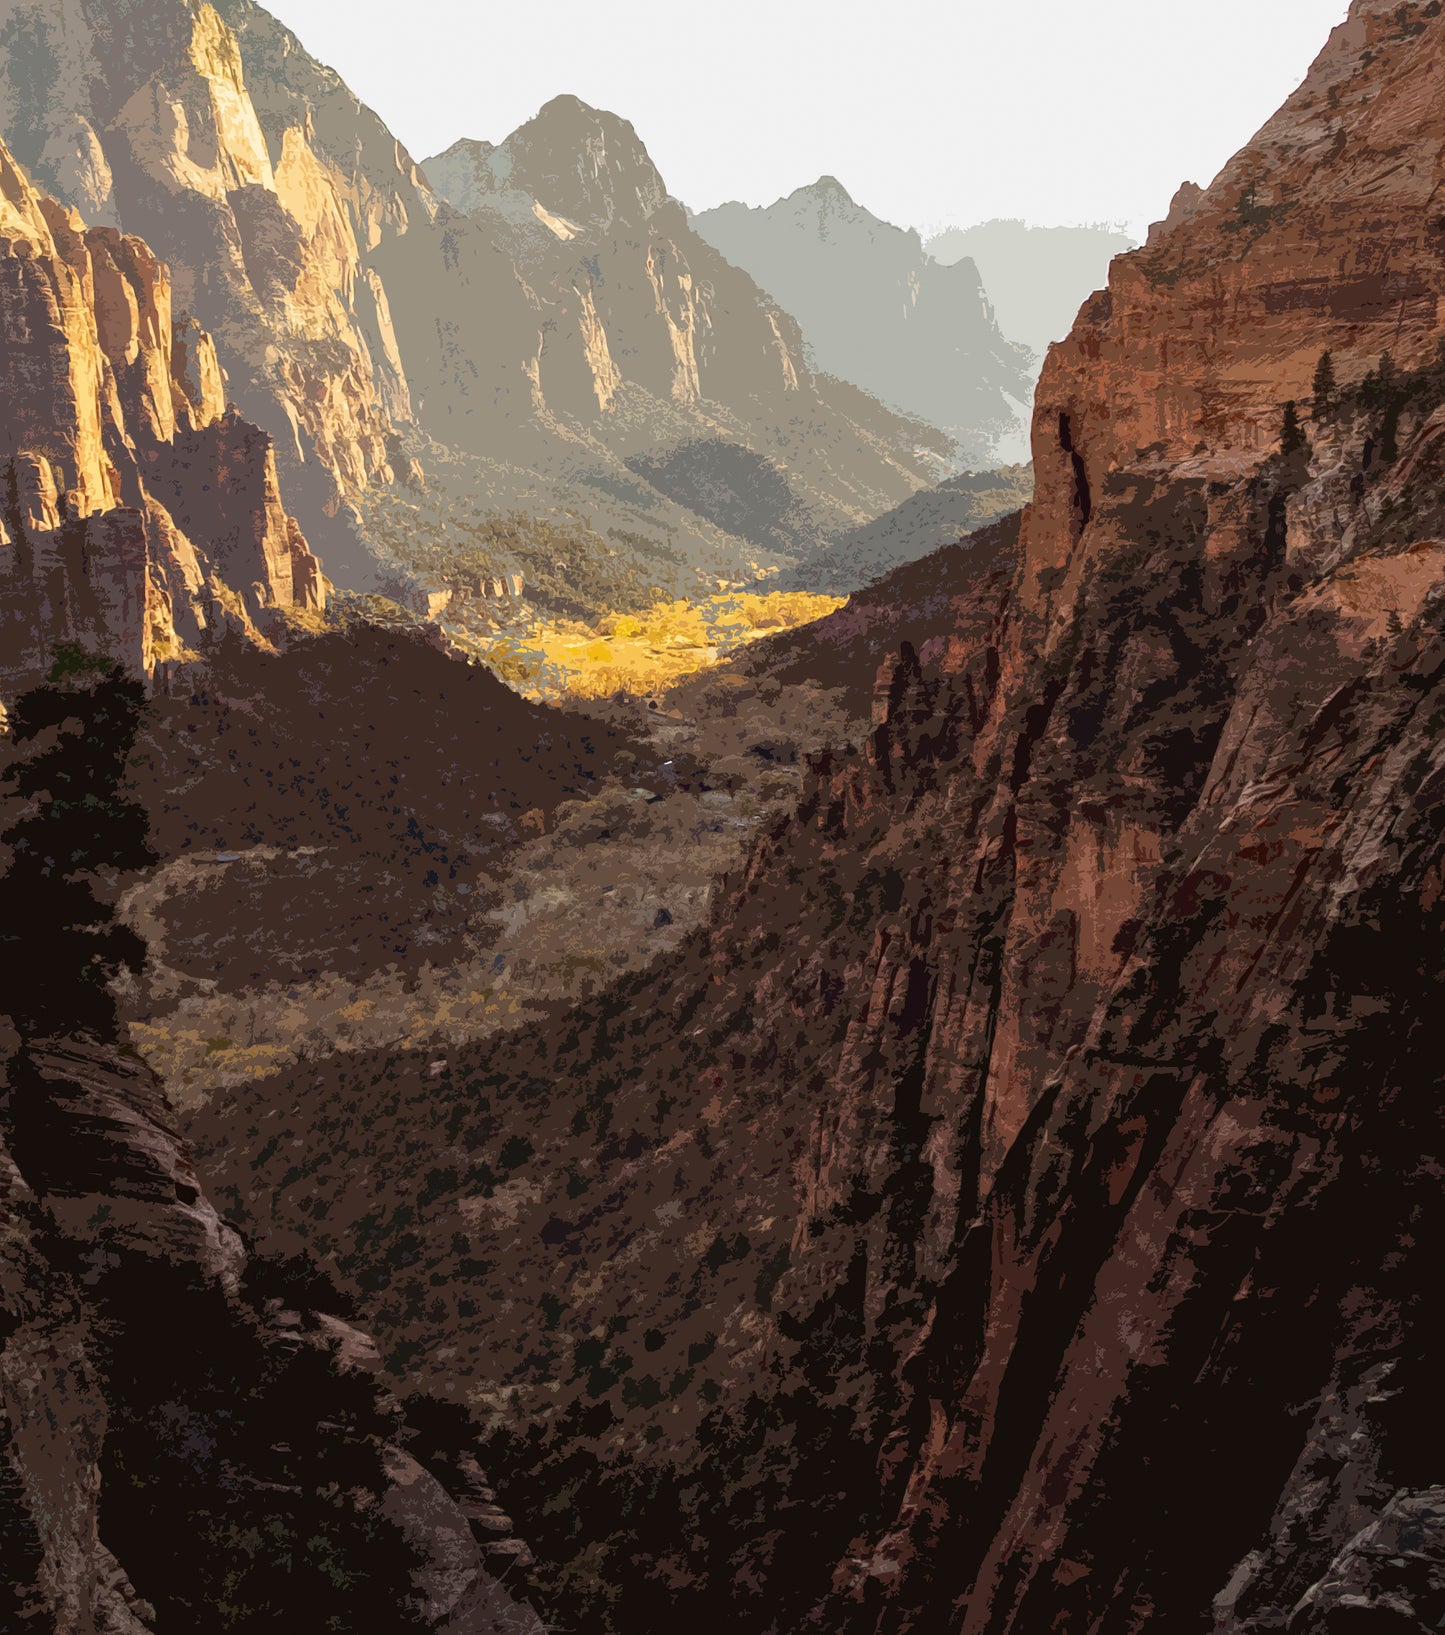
1028, 0, 1445, 618
186, 4, 1445, 1632
1, 135, 323, 690
0, 0, 402, 542
693, 178, 1033, 464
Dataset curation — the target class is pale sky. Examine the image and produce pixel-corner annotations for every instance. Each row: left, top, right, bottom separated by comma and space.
268, 0, 1352, 238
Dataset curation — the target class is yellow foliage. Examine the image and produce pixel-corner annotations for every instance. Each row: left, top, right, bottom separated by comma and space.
483, 590, 844, 700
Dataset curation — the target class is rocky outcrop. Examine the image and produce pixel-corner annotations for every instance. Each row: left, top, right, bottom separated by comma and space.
0, 0, 402, 539
1, 135, 323, 689
1030, 0, 1445, 523
0, 1035, 543, 1633
693, 178, 1033, 463
185, 4, 1445, 1633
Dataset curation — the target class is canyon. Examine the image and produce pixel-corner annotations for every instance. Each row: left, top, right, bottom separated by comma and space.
0, 0, 995, 616
184, 2, 1445, 1630
3, 0, 1445, 1632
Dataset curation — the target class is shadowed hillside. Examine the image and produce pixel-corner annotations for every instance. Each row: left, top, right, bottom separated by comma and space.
185, 5, 1445, 1629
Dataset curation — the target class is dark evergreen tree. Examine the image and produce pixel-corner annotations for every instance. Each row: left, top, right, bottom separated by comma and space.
1311, 350, 1338, 414
0, 644, 156, 1042
1280, 400, 1306, 455
1360, 351, 1397, 412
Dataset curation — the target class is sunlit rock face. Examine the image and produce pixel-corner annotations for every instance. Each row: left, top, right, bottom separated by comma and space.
0, 0, 404, 547
2, 134, 323, 688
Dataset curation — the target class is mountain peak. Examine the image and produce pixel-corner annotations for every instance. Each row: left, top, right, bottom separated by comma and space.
496, 93, 671, 227
433, 136, 495, 162
524, 93, 645, 149
421, 137, 501, 211
536, 92, 602, 121
795, 174, 859, 210
692, 167, 1031, 460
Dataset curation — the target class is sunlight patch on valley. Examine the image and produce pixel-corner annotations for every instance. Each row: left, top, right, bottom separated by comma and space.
467, 590, 846, 699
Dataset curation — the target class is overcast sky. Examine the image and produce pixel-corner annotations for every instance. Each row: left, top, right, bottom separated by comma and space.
268, 0, 1351, 238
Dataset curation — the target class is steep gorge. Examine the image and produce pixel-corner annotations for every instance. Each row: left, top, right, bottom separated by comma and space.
187, 4, 1445, 1631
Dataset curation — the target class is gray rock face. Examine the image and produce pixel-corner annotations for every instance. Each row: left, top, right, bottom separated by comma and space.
380, 1449, 544, 1635
1292, 1489, 1445, 1632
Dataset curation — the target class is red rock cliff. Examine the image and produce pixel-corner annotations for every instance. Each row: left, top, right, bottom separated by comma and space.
0, 0, 403, 524
2, 135, 323, 691
187, 4, 1445, 1633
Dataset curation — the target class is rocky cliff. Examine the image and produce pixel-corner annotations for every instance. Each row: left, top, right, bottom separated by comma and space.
693, 179, 1033, 464
185, 3, 1445, 1631
1, 133, 323, 693
0, 1032, 545, 1633
2, 0, 951, 600
0, 0, 403, 567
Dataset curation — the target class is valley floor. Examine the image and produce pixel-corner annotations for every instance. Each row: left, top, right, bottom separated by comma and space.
122, 609, 865, 1104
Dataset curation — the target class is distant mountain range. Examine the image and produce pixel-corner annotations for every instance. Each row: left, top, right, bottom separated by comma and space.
2, 0, 1020, 616
691, 179, 1032, 466
692, 185, 1136, 468
925, 218, 1136, 365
